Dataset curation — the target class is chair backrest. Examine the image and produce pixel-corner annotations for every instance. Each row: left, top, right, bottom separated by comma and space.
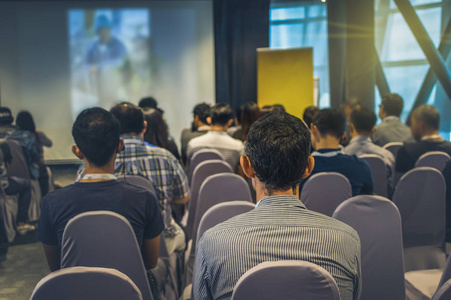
383, 142, 403, 158
433, 279, 451, 300
300, 172, 352, 216
6, 140, 30, 179
333, 195, 405, 300
359, 154, 389, 197
393, 167, 445, 248
415, 151, 451, 171
61, 211, 153, 300
188, 149, 225, 183
118, 174, 156, 195
185, 160, 233, 240
196, 200, 255, 249
31, 266, 142, 300
231, 261, 340, 300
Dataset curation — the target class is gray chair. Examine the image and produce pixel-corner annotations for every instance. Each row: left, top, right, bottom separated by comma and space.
433, 279, 451, 300
184, 160, 233, 240
61, 211, 153, 300
188, 149, 225, 184
118, 174, 156, 194
30, 266, 142, 300
383, 142, 403, 158
300, 172, 352, 216
415, 151, 451, 172
231, 261, 340, 300
333, 195, 405, 300
393, 167, 446, 272
359, 154, 390, 198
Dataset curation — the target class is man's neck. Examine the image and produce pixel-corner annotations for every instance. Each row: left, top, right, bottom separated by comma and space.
254, 179, 299, 204
121, 132, 144, 139
351, 132, 371, 139
315, 136, 341, 150
210, 125, 228, 132
82, 160, 116, 182
421, 130, 442, 141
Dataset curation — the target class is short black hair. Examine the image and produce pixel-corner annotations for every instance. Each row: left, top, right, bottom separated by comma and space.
312, 108, 346, 139
350, 108, 377, 133
138, 97, 158, 109
72, 107, 120, 167
303, 106, 320, 128
412, 105, 440, 130
245, 112, 311, 194
110, 102, 145, 134
381, 93, 404, 117
0, 107, 13, 126
210, 103, 233, 126
193, 103, 211, 124
16, 111, 36, 132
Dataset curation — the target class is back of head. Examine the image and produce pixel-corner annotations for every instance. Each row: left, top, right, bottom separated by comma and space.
72, 107, 120, 167
16, 111, 36, 132
382, 93, 404, 117
0, 107, 13, 126
210, 103, 233, 126
412, 105, 440, 130
143, 108, 169, 149
110, 102, 145, 135
303, 106, 320, 128
245, 112, 311, 194
193, 103, 211, 124
312, 108, 346, 139
138, 97, 158, 109
350, 108, 377, 134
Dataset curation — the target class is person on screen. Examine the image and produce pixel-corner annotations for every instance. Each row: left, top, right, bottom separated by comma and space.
86, 15, 129, 108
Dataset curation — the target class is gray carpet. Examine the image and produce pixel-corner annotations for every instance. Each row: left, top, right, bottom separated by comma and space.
0, 164, 78, 300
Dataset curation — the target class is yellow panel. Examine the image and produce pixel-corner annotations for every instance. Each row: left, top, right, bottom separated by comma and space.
257, 47, 314, 119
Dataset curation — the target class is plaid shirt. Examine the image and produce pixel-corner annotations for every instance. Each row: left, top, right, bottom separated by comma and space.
115, 135, 190, 237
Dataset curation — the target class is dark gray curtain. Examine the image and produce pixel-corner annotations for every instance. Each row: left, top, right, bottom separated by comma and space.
214, 0, 270, 110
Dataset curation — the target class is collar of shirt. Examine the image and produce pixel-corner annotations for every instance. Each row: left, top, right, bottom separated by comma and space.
198, 126, 210, 132
144, 141, 157, 148
348, 136, 372, 145
311, 148, 344, 157
255, 194, 307, 209
207, 130, 229, 136
82, 173, 117, 181
121, 135, 145, 144
421, 134, 442, 141
383, 116, 400, 123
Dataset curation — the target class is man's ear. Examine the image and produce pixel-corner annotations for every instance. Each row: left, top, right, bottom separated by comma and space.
142, 120, 147, 135
240, 155, 255, 179
227, 119, 233, 127
117, 139, 125, 153
72, 145, 84, 160
371, 126, 377, 135
340, 131, 347, 141
302, 156, 315, 179
206, 117, 212, 125
348, 123, 355, 134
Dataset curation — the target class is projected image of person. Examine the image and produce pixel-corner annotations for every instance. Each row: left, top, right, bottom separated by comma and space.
86, 15, 129, 107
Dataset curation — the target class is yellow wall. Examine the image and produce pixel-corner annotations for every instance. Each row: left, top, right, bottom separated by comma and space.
257, 47, 314, 119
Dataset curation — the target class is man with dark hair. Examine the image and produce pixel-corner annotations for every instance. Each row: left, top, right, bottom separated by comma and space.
300, 108, 374, 196
187, 103, 244, 171
344, 108, 395, 193
396, 105, 451, 172
303, 105, 320, 128
373, 93, 412, 146
38, 107, 164, 273
139, 96, 164, 115
180, 103, 211, 165
193, 112, 361, 300
0, 107, 16, 138
110, 102, 189, 255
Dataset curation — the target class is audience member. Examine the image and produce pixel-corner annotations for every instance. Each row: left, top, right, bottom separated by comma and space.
38, 107, 164, 272
396, 105, 451, 173
111, 102, 189, 255
139, 96, 164, 115
344, 108, 395, 193
187, 103, 245, 171
16, 111, 51, 196
193, 112, 361, 300
342, 97, 361, 121
226, 106, 242, 137
372, 93, 412, 147
0, 107, 40, 180
300, 108, 374, 196
181, 103, 211, 165
232, 102, 261, 141
302, 105, 320, 128
0, 141, 33, 234
143, 108, 180, 161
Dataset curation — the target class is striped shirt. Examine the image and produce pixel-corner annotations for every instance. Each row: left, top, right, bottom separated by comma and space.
193, 195, 361, 300
187, 131, 245, 170
115, 135, 190, 237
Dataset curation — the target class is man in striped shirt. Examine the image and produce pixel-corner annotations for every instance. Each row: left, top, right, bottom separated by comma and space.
193, 111, 361, 300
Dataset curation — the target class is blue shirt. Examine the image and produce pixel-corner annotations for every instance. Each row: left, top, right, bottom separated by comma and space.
300, 148, 374, 196
38, 180, 164, 248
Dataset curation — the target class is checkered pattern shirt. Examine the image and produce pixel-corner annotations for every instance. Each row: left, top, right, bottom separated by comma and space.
193, 195, 361, 300
115, 135, 190, 237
